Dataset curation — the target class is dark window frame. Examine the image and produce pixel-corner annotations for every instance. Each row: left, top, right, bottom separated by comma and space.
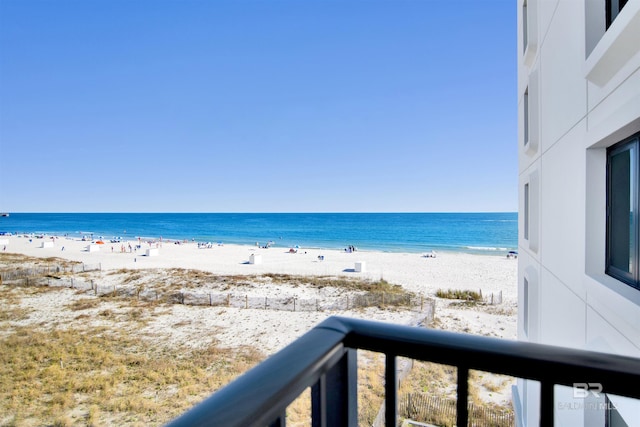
522, 0, 528, 53
524, 183, 530, 240
606, 0, 629, 29
606, 132, 640, 290
523, 277, 529, 335
524, 87, 529, 146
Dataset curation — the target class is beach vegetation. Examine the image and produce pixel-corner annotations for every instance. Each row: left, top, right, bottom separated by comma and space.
67, 297, 102, 311
0, 303, 263, 426
357, 351, 386, 424
263, 273, 407, 295
0, 253, 82, 271
0, 253, 424, 425
435, 288, 482, 301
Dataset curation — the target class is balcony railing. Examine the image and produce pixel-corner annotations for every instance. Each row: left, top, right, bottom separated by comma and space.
166, 316, 640, 427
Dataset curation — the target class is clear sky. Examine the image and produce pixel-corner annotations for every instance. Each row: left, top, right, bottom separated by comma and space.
0, 0, 517, 213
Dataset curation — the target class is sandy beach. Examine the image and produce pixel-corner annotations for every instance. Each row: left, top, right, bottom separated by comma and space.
1, 233, 518, 349
1, 233, 518, 425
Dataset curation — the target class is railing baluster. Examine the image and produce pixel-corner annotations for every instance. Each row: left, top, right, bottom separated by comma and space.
540, 381, 554, 426
312, 348, 358, 427
385, 354, 397, 427
311, 374, 327, 427
457, 366, 469, 427
268, 411, 286, 427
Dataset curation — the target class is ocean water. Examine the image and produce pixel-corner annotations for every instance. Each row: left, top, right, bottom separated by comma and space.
0, 212, 517, 254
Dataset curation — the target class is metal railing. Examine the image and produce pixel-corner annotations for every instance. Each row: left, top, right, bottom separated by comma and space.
166, 316, 640, 427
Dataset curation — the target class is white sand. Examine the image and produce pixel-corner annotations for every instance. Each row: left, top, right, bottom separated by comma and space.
3, 234, 517, 299
2, 233, 518, 405
2, 233, 518, 348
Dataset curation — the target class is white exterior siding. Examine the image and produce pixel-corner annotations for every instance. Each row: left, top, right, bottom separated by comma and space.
538, 1, 587, 151
538, 269, 586, 348
517, 0, 640, 425
539, 123, 587, 296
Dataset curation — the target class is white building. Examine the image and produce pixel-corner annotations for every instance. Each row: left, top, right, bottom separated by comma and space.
516, 0, 640, 425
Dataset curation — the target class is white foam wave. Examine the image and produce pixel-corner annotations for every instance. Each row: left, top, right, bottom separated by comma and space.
465, 246, 510, 251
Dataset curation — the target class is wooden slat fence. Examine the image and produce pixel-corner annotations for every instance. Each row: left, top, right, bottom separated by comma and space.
0, 263, 101, 281
400, 393, 514, 427
480, 290, 503, 305
1, 274, 436, 315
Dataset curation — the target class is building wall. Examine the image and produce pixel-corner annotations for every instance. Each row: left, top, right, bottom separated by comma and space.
517, 0, 640, 425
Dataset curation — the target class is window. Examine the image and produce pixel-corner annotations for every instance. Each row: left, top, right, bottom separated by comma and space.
523, 0, 528, 53
606, 0, 628, 29
523, 277, 529, 335
606, 132, 639, 289
523, 70, 538, 155
524, 183, 530, 240
524, 87, 529, 146
521, 0, 537, 66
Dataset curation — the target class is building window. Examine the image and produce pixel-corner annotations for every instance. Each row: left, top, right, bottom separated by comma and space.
523, 0, 528, 53
523, 277, 529, 335
606, 0, 628, 29
524, 88, 529, 146
606, 132, 639, 289
524, 183, 530, 240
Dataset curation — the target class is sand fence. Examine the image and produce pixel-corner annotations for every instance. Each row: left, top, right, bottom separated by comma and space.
373, 360, 514, 427
398, 393, 514, 427
0, 263, 101, 282
1, 269, 435, 314
90, 284, 434, 313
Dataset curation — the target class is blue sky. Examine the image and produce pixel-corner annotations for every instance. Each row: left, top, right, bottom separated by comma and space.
0, 0, 517, 213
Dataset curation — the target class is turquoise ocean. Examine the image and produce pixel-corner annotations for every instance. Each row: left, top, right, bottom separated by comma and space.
0, 213, 517, 255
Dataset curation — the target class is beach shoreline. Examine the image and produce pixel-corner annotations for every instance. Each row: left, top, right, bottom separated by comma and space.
0, 212, 518, 256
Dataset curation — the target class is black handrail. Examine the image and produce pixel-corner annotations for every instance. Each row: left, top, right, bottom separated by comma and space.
166, 316, 640, 427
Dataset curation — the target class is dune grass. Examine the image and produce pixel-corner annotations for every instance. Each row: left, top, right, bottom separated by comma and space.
0, 322, 262, 426
0, 252, 417, 425
435, 288, 483, 301
0, 279, 263, 427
